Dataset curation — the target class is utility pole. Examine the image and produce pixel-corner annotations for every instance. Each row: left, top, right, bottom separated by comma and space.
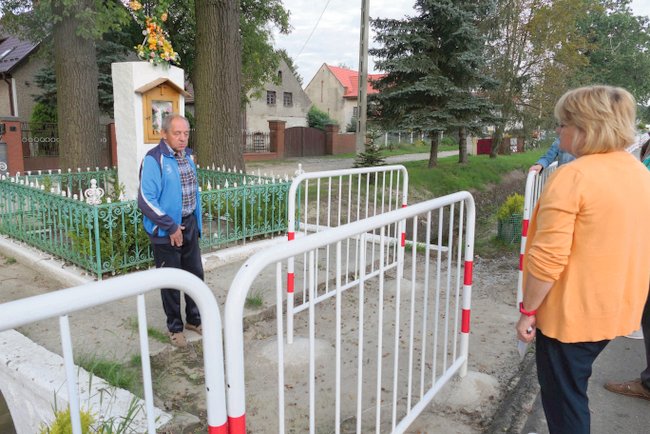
355, 0, 370, 153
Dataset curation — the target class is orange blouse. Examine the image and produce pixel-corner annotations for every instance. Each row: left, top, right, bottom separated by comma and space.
524, 151, 650, 343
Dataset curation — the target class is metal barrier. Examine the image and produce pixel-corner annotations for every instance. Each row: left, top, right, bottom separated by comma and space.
516, 161, 558, 305
0, 268, 227, 434
225, 191, 475, 433
286, 165, 409, 343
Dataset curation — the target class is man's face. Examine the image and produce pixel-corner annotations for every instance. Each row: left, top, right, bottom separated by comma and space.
162, 117, 190, 153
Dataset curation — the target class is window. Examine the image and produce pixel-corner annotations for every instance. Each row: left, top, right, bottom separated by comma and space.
278, 70, 283, 82
283, 92, 293, 107
266, 91, 276, 105
0, 48, 13, 60
352, 106, 359, 118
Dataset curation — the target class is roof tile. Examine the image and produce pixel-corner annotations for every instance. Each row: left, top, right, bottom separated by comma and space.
0, 29, 39, 74
326, 64, 384, 98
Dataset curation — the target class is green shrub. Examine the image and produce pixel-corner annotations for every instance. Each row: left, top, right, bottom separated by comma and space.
31, 101, 57, 125
440, 136, 458, 147
39, 408, 95, 434
307, 106, 336, 130
496, 193, 524, 222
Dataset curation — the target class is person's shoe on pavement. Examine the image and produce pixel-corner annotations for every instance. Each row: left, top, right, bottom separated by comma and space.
185, 323, 202, 335
168, 331, 187, 348
604, 379, 650, 401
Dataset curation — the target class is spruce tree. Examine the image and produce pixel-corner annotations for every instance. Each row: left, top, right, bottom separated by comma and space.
370, 0, 496, 167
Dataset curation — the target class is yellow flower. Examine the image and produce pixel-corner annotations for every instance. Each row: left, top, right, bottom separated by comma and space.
129, 1, 142, 11
161, 12, 168, 22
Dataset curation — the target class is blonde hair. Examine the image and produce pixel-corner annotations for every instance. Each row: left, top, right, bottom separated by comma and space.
554, 85, 636, 156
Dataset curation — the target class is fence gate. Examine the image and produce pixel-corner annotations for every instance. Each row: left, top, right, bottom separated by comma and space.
0, 269, 227, 434
286, 165, 409, 343
516, 161, 558, 305
284, 127, 325, 157
224, 191, 476, 434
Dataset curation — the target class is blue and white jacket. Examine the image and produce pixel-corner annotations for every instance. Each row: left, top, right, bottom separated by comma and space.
536, 138, 575, 169
138, 140, 202, 244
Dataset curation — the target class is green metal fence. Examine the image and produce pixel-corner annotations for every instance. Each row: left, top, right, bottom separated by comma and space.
0, 168, 291, 279
497, 213, 522, 244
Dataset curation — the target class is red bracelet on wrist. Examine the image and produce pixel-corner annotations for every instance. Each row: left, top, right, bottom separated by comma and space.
519, 302, 537, 316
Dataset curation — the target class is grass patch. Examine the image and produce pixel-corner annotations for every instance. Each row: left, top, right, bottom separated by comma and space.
4, 256, 17, 265
245, 289, 264, 309
76, 354, 138, 391
126, 317, 169, 344
403, 150, 544, 197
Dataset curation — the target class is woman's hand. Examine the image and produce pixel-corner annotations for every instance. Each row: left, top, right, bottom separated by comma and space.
516, 314, 537, 343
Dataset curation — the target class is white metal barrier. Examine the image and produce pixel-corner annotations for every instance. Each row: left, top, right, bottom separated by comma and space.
516, 161, 558, 305
286, 165, 409, 343
225, 191, 475, 433
0, 268, 227, 434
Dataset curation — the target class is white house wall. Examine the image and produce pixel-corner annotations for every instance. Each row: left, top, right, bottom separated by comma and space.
246, 60, 311, 133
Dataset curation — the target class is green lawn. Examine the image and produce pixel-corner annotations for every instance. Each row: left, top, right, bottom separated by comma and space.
404, 150, 545, 197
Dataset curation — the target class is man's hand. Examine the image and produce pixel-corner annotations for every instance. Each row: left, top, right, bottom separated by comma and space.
516, 314, 536, 343
170, 225, 185, 247
528, 164, 543, 173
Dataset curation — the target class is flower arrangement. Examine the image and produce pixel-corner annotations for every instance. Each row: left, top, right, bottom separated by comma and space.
129, 1, 179, 66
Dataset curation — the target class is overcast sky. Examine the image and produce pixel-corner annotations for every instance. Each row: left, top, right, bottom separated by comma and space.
274, 0, 650, 86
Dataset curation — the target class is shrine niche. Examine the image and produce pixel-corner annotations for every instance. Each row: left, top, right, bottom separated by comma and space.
135, 78, 190, 143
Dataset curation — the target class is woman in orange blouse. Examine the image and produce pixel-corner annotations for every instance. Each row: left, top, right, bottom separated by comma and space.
516, 85, 650, 434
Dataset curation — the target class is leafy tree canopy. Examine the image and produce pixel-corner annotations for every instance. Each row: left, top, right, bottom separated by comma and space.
0, 0, 128, 42
571, 0, 650, 106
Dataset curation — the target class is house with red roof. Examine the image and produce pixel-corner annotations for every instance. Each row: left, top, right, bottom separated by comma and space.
0, 27, 41, 122
304, 64, 384, 133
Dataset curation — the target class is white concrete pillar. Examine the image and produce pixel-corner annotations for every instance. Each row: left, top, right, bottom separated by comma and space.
111, 62, 185, 198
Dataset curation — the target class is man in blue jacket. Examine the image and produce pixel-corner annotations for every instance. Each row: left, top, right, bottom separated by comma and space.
528, 137, 575, 173
138, 114, 203, 348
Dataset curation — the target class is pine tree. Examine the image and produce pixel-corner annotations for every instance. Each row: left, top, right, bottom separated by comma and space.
353, 128, 386, 168
370, 0, 496, 167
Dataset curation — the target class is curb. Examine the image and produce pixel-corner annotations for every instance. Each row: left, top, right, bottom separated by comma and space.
486, 348, 540, 433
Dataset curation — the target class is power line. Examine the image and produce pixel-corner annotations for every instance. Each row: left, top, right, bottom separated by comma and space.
296, 0, 333, 59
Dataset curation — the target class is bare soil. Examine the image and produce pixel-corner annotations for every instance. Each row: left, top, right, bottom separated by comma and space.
0, 158, 530, 433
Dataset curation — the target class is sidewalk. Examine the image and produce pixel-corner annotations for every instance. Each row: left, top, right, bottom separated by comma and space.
245, 150, 458, 176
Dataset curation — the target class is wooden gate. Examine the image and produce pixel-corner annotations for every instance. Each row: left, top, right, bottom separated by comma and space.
284, 127, 326, 157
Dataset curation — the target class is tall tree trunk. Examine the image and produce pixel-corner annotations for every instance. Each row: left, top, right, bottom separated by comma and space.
53, 2, 101, 170
427, 131, 441, 168
490, 124, 504, 158
458, 126, 468, 164
194, 0, 245, 171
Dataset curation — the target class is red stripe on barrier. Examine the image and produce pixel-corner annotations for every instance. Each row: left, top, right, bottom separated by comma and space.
228, 415, 246, 434
208, 422, 228, 434
288, 231, 295, 241
519, 254, 524, 271
401, 232, 406, 247
402, 203, 407, 208
461, 309, 471, 333
463, 261, 473, 285
522, 220, 529, 237
287, 273, 295, 293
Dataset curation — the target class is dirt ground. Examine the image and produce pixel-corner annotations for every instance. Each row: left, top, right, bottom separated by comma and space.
0, 159, 529, 433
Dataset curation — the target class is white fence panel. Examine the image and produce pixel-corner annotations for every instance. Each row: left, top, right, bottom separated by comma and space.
0, 268, 227, 434
225, 191, 475, 434
516, 161, 558, 305
286, 165, 409, 343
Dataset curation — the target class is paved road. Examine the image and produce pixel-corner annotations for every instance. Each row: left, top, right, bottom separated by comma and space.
246, 150, 458, 176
